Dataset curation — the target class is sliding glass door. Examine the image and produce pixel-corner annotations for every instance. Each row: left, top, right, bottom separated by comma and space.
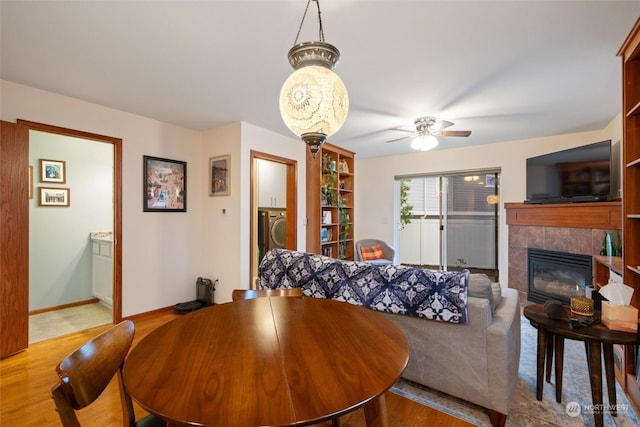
397, 170, 500, 280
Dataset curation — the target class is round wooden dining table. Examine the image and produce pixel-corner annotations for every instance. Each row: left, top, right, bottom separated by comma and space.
123, 296, 409, 427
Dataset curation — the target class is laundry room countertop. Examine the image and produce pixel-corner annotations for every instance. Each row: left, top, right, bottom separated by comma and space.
90, 232, 113, 243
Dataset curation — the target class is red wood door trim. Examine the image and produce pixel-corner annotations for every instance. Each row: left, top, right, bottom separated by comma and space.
17, 120, 123, 323
1, 120, 29, 357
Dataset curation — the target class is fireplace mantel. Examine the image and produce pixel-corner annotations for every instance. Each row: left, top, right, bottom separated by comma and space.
505, 201, 621, 229
506, 200, 621, 305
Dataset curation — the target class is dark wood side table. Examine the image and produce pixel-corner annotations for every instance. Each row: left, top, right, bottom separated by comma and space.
523, 303, 640, 427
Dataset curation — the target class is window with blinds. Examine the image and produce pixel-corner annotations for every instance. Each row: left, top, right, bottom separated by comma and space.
402, 176, 436, 216
402, 173, 499, 217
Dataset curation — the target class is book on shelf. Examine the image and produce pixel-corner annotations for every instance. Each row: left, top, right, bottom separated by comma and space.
322, 210, 332, 224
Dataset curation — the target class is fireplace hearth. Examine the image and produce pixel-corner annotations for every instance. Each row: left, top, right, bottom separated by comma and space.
527, 248, 593, 304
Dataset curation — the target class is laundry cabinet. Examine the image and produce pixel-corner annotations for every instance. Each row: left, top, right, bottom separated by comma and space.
257, 159, 286, 208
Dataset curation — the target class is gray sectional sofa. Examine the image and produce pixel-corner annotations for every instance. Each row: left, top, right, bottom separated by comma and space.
258, 248, 521, 427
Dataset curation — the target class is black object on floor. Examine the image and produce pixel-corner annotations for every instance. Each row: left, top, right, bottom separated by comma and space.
174, 277, 217, 315
174, 300, 204, 315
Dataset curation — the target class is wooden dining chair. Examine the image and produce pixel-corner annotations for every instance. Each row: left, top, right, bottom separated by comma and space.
231, 287, 303, 301
51, 320, 166, 427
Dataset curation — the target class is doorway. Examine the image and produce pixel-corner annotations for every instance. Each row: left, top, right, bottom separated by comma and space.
28, 129, 115, 343
396, 170, 500, 280
250, 151, 297, 287
18, 120, 122, 344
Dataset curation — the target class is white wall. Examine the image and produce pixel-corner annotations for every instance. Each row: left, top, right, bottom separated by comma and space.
2, 80, 204, 317
3, 78, 621, 312
3, 80, 306, 314
200, 121, 305, 303
29, 131, 113, 310
354, 114, 622, 287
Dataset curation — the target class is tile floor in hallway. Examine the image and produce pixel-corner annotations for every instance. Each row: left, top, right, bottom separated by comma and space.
29, 302, 112, 344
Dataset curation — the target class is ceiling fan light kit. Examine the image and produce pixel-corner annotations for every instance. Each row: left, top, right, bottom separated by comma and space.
279, 0, 349, 157
411, 134, 439, 151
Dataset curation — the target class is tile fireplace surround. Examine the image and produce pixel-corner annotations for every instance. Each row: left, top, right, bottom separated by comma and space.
505, 201, 622, 304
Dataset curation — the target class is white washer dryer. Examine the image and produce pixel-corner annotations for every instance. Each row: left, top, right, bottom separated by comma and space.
268, 209, 286, 250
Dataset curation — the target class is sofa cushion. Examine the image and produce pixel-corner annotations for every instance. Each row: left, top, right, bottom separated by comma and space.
258, 248, 469, 324
360, 244, 385, 260
364, 258, 393, 266
492, 282, 502, 309
468, 273, 495, 312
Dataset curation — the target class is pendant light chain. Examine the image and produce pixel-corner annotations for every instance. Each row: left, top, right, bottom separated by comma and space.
293, 0, 325, 46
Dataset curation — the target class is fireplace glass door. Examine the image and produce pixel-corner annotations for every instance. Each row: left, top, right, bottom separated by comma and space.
528, 248, 593, 304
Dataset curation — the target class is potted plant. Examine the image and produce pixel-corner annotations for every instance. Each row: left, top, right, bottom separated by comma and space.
399, 179, 413, 230
339, 208, 350, 259
321, 153, 338, 206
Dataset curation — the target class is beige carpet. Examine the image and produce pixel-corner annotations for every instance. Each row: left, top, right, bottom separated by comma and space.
29, 302, 112, 344
391, 316, 639, 427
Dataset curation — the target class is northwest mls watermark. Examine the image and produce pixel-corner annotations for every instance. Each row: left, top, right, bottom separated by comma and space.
566, 401, 631, 417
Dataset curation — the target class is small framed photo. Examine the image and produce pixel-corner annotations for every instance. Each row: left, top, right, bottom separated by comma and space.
39, 187, 70, 207
209, 155, 230, 197
40, 159, 66, 183
143, 156, 187, 212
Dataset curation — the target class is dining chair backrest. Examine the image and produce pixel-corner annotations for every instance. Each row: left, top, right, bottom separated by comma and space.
50, 320, 165, 427
231, 288, 303, 301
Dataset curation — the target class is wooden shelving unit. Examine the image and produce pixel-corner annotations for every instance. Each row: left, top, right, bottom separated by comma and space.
306, 143, 355, 260
617, 17, 640, 411
593, 255, 623, 289
593, 256, 626, 386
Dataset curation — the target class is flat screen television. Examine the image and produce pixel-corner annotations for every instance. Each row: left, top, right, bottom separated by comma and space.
525, 140, 612, 204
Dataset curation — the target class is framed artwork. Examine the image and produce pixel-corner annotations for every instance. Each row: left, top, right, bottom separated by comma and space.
40, 159, 66, 183
39, 187, 70, 207
143, 156, 187, 212
209, 155, 230, 196
29, 166, 34, 199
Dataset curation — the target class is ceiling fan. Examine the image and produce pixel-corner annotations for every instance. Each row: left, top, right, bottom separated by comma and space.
387, 116, 472, 151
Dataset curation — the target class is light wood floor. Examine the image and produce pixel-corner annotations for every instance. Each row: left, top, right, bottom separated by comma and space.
1, 309, 474, 427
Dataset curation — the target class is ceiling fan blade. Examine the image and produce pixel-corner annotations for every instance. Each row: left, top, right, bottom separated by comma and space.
440, 130, 472, 137
386, 134, 414, 143
430, 120, 454, 131
389, 127, 416, 133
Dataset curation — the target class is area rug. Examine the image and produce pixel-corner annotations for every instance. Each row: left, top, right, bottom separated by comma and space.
391, 316, 639, 427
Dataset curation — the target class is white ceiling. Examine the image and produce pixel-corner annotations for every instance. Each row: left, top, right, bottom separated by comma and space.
2, 1, 638, 159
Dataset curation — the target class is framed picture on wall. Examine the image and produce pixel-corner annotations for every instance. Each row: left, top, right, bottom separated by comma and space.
143, 156, 187, 212
39, 187, 70, 207
209, 155, 230, 197
39, 159, 66, 183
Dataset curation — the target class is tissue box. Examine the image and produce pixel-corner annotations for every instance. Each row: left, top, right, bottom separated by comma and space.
601, 302, 639, 333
